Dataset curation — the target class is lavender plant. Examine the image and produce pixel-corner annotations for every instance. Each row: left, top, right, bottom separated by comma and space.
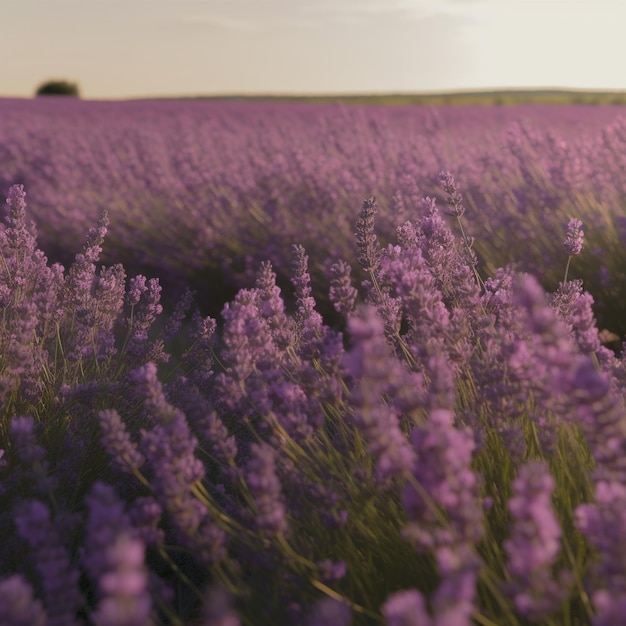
0, 153, 622, 626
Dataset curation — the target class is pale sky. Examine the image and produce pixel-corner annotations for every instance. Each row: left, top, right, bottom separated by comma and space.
2, 0, 626, 99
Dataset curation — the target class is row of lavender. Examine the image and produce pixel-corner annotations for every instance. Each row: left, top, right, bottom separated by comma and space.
1, 174, 623, 625
3, 99, 626, 335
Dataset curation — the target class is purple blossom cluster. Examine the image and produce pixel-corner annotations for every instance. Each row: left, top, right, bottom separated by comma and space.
3, 100, 626, 625
503, 460, 571, 619
343, 305, 417, 485
576, 481, 626, 626
401, 408, 483, 553
13, 499, 84, 626
244, 442, 289, 537
83, 482, 152, 626
564, 218, 585, 257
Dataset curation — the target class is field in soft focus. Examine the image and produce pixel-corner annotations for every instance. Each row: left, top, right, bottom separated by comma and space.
2, 97, 626, 625
3, 98, 626, 335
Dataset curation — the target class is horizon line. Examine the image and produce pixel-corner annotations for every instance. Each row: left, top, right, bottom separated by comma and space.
4, 86, 626, 102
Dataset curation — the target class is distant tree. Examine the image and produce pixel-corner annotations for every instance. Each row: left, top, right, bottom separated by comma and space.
35, 80, 80, 97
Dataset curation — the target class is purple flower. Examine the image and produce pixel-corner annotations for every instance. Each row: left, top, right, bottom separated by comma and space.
569, 357, 626, 483
328, 259, 358, 316
503, 460, 570, 619
81, 209, 109, 264
378, 244, 452, 351
125, 277, 165, 363
382, 589, 431, 626
215, 286, 287, 416
63, 210, 111, 360
92, 263, 126, 361
291, 244, 323, 342
0, 299, 45, 405
576, 480, 626, 623
0, 575, 47, 626
438, 170, 465, 217
6, 184, 27, 226
355, 195, 383, 273
168, 376, 239, 472
133, 364, 228, 565
10, 415, 45, 466
91, 534, 152, 626
131, 361, 177, 422
592, 591, 626, 626
10, 415, 57, 493
126, 274, 148, 307
255, 260, 285, 321
414, 195, 479, 309
178, 310, 217, 389
550, 279, 612, 364
255, 260, 296, 350
482, 266, 516, 322
98, 408, 145, 475
422, 351, 457, 412
128, 496, 165, 548
431, 545, 480, 626
396, 220, 419, 250
563, 218, 584, 256
13, 500, 84, 626
1, 186, 41, 302
162, 286, 194, 339
506, 274, 582, 444
83, 482, 133, 579
141, 414, 208, 504
401, 409, 483, 551
263, 378, 320, 443
244, 442, 289, 536
344, 305, 417, 484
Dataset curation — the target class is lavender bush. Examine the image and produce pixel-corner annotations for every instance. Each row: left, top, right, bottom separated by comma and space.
1, 109, 625, 624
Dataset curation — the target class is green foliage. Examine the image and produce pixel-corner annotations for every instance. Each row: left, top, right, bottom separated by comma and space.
35, 80, 80, 98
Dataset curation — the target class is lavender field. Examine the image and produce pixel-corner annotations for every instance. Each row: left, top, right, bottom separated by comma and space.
2, 98, 626, 625
4, 99, 626, 329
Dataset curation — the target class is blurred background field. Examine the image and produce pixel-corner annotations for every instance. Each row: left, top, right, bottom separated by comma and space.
3, 91, 626, 339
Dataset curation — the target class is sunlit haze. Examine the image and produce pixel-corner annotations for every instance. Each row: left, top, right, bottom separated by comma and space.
3, 0, 626, 99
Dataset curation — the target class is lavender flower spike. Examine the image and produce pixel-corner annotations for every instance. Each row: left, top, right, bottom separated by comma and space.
245, 442, 289, 536
438, 171, 465, 217
6, 183, 27, 226
98, 408, 145, 475
91, 534, 152, 626
401, 408, 483, 552
0, 575, 47, 626
13, 500, 84, 626
344, 305, 417, 484
328, 259, 358, 317
575, 481, 626, 624
382, 588, 432, 626
563, 218, 584, 256
355, 196, 382, 273
504, 460, 570, 619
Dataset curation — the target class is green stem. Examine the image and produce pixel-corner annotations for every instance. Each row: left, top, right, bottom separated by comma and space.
563, 255, 572, 284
